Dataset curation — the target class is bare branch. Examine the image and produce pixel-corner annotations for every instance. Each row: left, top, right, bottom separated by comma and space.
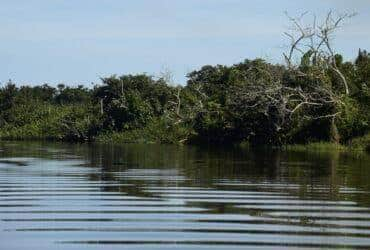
284, 11, 355, 95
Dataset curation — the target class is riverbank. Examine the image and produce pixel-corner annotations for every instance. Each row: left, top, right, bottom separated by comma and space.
286, 136, 370, 155
98, 132, 370, 154
2, 128, 369, 155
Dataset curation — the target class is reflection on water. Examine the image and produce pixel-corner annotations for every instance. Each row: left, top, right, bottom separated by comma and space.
0, 142, 370, 249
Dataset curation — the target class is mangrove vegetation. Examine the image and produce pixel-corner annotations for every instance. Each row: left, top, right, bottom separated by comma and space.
0, 12, 369, 152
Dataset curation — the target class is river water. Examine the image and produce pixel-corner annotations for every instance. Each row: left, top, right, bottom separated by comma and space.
0, 142, 370, 249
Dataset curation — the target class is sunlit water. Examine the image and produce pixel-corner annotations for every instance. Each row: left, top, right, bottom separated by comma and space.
0, 142, 370, 249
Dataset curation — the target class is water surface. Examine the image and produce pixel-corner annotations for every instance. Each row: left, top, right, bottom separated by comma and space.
0, 142, 370, 249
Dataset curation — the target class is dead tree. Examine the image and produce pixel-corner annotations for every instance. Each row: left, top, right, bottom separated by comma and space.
229, 80, 342, 134
228, 50, 345, 143
167, 87, 183, 124
166, 83, 210, 124
283, 11, 356, 95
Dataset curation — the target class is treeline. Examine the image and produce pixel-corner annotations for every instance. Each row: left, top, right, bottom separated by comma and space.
0, 50, 369, 146
0, 13, 369, 149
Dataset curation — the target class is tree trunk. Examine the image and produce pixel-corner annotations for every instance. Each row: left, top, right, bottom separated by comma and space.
329, 118, 340, 144
100, 99, 104, 115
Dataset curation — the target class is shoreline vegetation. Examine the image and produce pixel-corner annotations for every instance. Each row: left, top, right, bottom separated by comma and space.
0, 12, 369, 154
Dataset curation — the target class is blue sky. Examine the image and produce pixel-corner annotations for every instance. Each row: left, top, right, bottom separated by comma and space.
1, 0, 369, 86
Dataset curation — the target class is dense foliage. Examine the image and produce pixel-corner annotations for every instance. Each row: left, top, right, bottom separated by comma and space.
0, 49, 369, 148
